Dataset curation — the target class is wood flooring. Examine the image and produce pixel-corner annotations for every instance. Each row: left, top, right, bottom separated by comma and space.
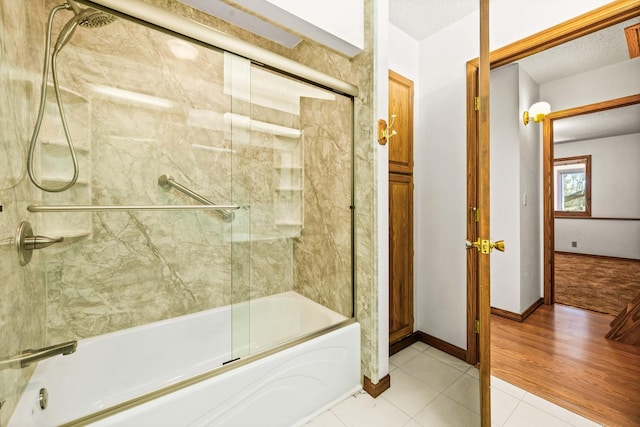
554, 252, 640, 316
491, 304, 640, 427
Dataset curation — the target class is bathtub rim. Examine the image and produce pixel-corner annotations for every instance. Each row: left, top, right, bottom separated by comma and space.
58, 318, 358, 427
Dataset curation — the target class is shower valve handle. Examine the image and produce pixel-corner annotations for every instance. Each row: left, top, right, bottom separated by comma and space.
16, 221, 64, 266
24, 235, 64, 250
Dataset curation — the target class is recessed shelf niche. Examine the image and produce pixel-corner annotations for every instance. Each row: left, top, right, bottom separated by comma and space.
36, 84, 92, 239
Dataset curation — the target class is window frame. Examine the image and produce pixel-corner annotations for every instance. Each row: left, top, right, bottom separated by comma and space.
554, 155, 592, 218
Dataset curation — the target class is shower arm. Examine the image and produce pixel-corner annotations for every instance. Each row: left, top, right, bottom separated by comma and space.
158, 174, 234, 222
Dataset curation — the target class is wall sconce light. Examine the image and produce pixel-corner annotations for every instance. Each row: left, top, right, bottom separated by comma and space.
523, 102, 551, 125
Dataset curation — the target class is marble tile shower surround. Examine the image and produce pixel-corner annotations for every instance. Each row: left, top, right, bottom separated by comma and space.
0, 1, 49, 424
38, 3, 355, 338
1, 0, 376, 423
295, 96, 354, 317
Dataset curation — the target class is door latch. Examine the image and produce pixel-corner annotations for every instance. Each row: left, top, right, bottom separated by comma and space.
465, 239, 505, 254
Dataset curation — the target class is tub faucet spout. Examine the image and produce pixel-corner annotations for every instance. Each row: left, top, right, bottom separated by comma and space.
0, 340, 77, 370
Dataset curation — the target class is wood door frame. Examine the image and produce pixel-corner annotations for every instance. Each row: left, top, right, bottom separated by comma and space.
543, 94, 640, 304
478, 2, 491, 424
466, 0, 640, 365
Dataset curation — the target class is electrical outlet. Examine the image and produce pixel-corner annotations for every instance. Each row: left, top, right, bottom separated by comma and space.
571, 241, 577, 248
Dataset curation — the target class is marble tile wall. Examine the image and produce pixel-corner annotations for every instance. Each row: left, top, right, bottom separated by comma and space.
0, 0, 377, 422
0, 1, 49, 423
41, 8, 245, 343
294, 96, 354, 318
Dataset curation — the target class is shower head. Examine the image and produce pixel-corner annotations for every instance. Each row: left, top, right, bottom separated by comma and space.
77, 10, 117, 28
67, 0, 117, 27
54, 1, 116, 52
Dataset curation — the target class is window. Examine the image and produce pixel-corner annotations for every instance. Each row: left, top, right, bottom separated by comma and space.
554, 155, 591, 217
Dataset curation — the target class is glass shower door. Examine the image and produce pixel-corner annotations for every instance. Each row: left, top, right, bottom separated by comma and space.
226, 52, 252, 361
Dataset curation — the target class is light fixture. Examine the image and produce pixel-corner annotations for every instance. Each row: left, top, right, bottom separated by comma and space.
167, 39, 199, 60
523, 101, 551, 125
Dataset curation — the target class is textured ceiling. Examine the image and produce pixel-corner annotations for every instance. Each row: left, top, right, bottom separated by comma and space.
388, 0, 483, 40
515, 17, 640, 84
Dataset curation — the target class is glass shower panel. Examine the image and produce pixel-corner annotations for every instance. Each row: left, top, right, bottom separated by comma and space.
242, 64, 355, 356
225, 52, 252, 361
30, 9, 238, 368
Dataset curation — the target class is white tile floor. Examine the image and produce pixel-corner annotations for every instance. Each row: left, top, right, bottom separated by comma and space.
305, 342, 602, 427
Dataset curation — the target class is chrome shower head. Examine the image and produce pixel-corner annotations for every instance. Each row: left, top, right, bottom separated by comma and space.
54, 1, 116, 52
77, 9, 117, 28
67, 0, 116, 27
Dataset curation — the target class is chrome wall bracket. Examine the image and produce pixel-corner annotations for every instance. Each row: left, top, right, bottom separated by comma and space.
16, 221, 63, 266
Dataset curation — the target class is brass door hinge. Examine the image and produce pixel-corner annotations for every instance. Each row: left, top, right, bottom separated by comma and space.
475, 320, 480, 334
470, 207, 479, 222
474, 97, 480, 111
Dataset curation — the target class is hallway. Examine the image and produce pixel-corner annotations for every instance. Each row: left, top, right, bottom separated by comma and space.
306, 342, 599, 426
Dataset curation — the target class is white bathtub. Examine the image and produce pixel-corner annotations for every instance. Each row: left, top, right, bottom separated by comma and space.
9, 291, 361, 426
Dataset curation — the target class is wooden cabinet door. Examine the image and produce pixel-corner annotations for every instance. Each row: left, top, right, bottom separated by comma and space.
388, 70, 414, 174
389, 172, 414, 344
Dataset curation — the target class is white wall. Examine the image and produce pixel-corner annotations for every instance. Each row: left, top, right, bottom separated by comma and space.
518, 67, 542, 311
490, 64, 521, 313
389, 24, 419, 81
376, 0, 390, 382
541, 58, 640, 110
542, 58, 640, 262
555, 133, 640, 259
415, 0, 613, 349
489, 64, 542, 315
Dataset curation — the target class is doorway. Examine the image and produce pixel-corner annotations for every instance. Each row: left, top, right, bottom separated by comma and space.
465, 1, 640, 365
544, 95, 640, 314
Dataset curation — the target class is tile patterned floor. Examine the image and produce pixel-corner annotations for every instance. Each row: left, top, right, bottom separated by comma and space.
305, 342, 602, 427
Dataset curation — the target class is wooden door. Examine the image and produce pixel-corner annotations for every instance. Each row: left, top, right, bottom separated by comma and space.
389, 173, 414, 343
388, 71, 414, 174
388, 70, 414, 345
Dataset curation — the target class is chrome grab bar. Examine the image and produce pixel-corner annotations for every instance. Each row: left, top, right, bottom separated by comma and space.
158, 174, 234, 222
0, 340, 77, 370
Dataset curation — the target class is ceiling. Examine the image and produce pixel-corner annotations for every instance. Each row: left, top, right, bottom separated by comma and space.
389, 1, 640, 143
388, 0, 487, 41
389, 1, 638, 83
512, 18, 640, 84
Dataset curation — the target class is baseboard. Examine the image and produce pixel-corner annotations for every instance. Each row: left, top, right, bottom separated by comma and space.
389, 333, 419, 356
416, 331, 467, 362
491, 298, 543, 323
363, 374, 390, 398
